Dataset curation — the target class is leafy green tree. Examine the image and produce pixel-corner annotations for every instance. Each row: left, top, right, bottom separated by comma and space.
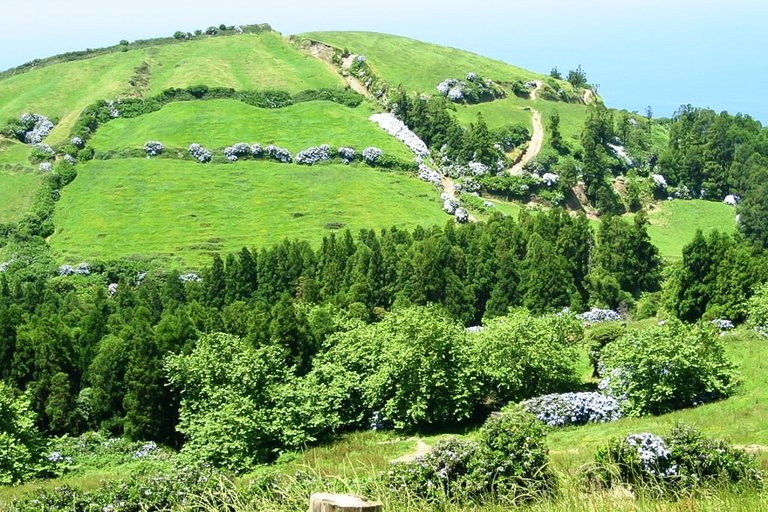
166, 333, 326, 470
521, 233, 576, 312
548, 110, 565, 153
567, 65, 587, 88
0, 382, 44, 484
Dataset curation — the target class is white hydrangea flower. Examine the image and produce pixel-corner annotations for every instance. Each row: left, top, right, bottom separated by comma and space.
188, 143, 212, 163
468, 162, 489, 176
337, 147, 356, 164
39, 162, 53, 172
723, 194, 740, 206
70, 137, 84, 148
443, 198, 458, 215
251, 144, 264, 157
577, 308, 621, 324
418, 164, 442, 186
63, 154, 76, 165
652, 174, 667, 189
179, 273, 202, 283
542, 172, 560, 187
20, 113, 54, 144
108, 283, 118, 296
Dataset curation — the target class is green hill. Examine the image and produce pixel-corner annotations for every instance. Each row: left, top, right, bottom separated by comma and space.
0, 25, 735, 267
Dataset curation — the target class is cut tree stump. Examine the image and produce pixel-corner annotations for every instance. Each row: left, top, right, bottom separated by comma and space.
309, 493, 383, 512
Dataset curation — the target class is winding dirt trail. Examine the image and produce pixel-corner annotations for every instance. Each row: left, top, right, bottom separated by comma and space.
510, 81, 544, 175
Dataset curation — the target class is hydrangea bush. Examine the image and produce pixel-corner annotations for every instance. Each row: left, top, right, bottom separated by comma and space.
435, 74, 504, 104
419, 164, 442, 186
588, 424, 762, 492
143, 141, 164, 157
387, 409, 554, 503
369, 113, 430, 158
518, 392, 622, 427
362, 147, 383, 164
266, 144, 292, 163
39, 162, 52, 172
16, 113, 55, 144
188, 143, 211, 163
599, 319, 738, 415
295, 145, 331, 165
455, 207, 469, 223
578, 308, 621, 324
337, 147, 356, 164
63, 154, 76, 165
70, 137, 84, 148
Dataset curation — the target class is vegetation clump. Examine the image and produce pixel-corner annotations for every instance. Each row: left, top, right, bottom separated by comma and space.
588, 424, 763, 492
598, 319, 738, 416
387, 408, 554, 503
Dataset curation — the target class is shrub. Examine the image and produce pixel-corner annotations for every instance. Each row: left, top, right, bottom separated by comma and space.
337, 147, 356, 164
588, 424, 762, 492
188, 143, 211, 163
387, 409, 554, 503
223, 142, 251, 162
0, 383, 45, 484
143, 141, 164, 157
747, 282, 768, 334
470, 309, 582, 408
599, 319, 738, 415
295, 145, 331, 165
266, 144, 292, 163
362, 147, 382, 164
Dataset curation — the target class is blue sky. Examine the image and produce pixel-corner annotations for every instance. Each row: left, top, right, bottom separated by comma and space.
2, 0, 765, 122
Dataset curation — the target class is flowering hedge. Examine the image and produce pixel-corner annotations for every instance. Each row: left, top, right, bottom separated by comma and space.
577, 308, 620, 324
223, 142, 251, 162
369, 113, 430, 158
519, 392, 622, 427
435, 74, 505, 104
266, 144, 292, 163
362, 147, 382, 164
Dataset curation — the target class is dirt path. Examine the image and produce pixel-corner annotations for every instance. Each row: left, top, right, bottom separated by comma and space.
509, 82, 544, 175
441, 176, 478, 223
392, 438, 431, 463
301, 41, 372, 98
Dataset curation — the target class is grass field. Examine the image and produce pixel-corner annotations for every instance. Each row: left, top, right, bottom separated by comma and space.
299, 31, 555, 94
0, 32, 343, 145
453, 96, 590, 148
89, 100, 413, 158
0, 141, 42, 224
145, 32, 343, 96
644, 199, 737, 261
50, 159, 447, 266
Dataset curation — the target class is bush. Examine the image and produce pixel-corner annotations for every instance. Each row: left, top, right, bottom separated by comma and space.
470, 309, 582, 408
588, 424, 762, 492
599, 319, 738, 416
0, 382, 45, 484
387, 409, 554, 503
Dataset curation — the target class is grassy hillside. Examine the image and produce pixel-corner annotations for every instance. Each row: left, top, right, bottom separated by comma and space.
0, 32, 343, 145
89, 99, 413, 158
50, 159, 447, 266
644, 200, 737, 260
299, 31, 550, 94
145, 32, 342, 95
0, 142, 42, 224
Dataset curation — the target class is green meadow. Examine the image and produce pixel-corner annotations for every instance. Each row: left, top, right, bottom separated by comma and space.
50, 159, 447, 266
89, 99, 414, 158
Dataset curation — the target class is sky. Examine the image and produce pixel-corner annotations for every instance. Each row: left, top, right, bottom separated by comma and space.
2, 0, 766, 122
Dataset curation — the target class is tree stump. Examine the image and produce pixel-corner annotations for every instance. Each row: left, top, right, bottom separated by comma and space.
309, 493, 383, 512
